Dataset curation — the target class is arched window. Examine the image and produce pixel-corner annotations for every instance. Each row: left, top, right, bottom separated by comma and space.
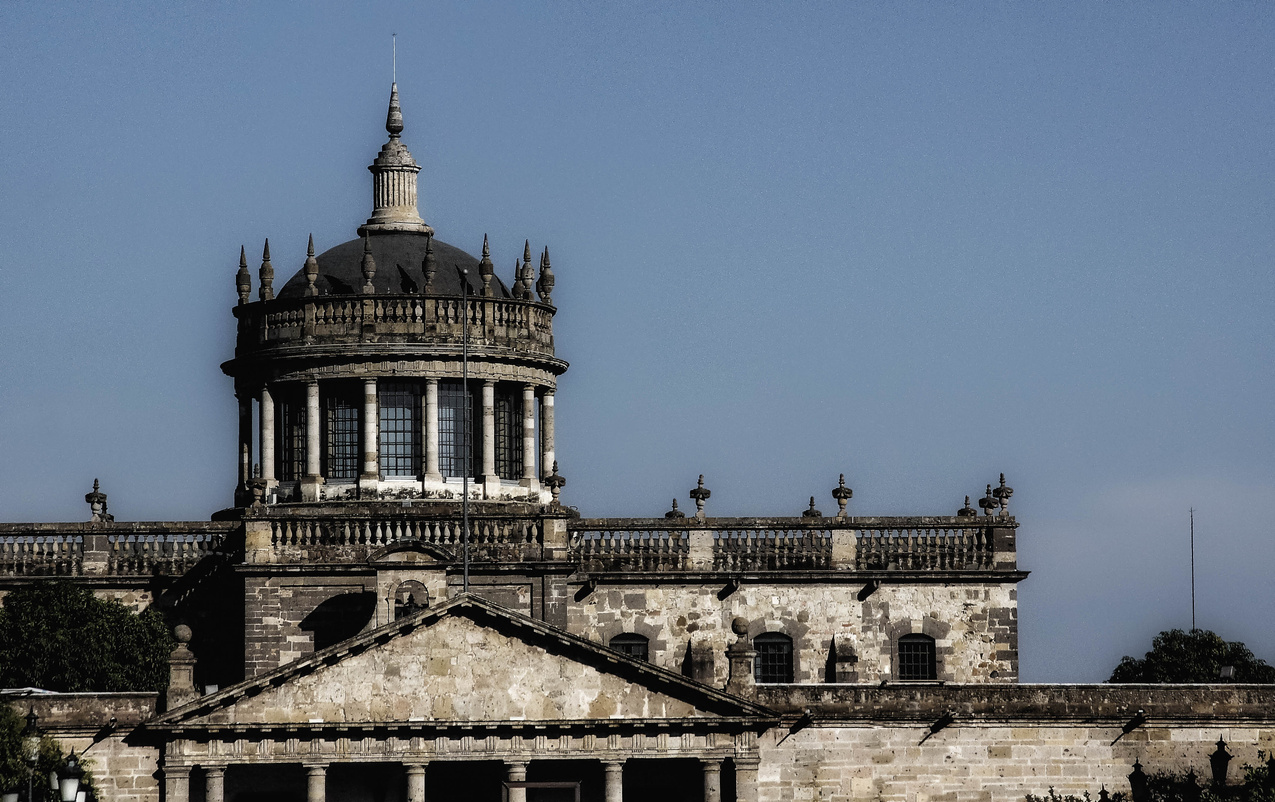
897, 634, 937, 680
609, 633, 649, 661
753, 633, 794, 683
393, 581, 429, 620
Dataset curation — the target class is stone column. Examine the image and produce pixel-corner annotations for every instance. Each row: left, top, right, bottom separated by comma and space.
237, 395, 252, 496
481, 380, 499, 496
540, 391, 555, 473
204, 766, 225, 802
702, 759, 722, 802
301, 380, 322, 502
521, 384, 537, 488
163, 765, 191, 802
423, 379, 441, 482
505, 761, 528, 802
404, 762, 427, 802
359, 377, 379, 496
306, 764, 327, 802
259, 385, 276, 488
734, 758, 759, 802
603, 761, 624, 802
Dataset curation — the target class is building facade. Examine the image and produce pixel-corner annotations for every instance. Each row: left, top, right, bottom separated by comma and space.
3, 86, 1272, 802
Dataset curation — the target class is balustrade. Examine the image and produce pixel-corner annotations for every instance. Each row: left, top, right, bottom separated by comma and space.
0, 525, 228, 577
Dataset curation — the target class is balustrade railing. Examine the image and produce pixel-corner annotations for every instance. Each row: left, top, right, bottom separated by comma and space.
0, 525, 231, 577
268, 516, 543, 562
246, 294, 556, 357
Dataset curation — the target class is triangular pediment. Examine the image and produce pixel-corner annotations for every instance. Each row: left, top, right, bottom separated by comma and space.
153, 595, 770, 730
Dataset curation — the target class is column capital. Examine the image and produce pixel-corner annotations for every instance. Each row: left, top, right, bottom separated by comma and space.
162, 764, 193, 778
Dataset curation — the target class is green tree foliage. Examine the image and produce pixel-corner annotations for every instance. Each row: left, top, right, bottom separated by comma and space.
0, 583, 175, 692
1109, 629, 1275, 684
0, 705, 97, 800
1027, 760, 1275, 802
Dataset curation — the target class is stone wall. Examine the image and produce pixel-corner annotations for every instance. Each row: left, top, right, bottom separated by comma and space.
242, 575, 378, 676
566, 581, 1019, 685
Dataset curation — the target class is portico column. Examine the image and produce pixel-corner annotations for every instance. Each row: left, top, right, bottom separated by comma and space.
603, 760, 624, 802
540, 391, 555, 474
423, 379, 441, 482
505, 761, 528, 802
259, 385, 276, 488
163, 765, 191, 802
702, 759, 721, 802
404, 762, 427, 802
359, 377, 379, 495
301, 380, 322, 502
734, 758, 759, 802
481, 380, 498, 495
306, 764, 327, 802
521, 384, 537, 487
204, 766, 225, 802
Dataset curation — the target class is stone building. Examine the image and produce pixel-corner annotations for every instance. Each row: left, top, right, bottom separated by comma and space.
2, 85, 1272, 802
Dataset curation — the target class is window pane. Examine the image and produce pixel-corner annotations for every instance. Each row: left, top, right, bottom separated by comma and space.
379, 382, 421, 477
609, 634, 649, 662
494, 385, 523, 480
276, 392, 306, 481
438, 380, 478, 479
754, 633, 794, 683
322, 386, 359, 480
898, 635, 936, 680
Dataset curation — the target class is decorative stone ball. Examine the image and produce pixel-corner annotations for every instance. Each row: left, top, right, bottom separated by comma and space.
731, 617, 749, 637
174, 624, 193, 644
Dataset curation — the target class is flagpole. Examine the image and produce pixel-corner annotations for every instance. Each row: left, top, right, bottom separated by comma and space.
461, 268, 470, 594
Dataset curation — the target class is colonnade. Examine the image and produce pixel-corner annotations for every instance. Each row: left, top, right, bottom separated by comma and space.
236, 376, 556, 501
164, 756, 757, 802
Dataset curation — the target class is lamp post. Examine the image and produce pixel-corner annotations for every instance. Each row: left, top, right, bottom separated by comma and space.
20, 709, 39, 802
56, 753, 82, 802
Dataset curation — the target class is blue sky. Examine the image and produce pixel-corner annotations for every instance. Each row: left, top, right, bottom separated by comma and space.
0, 2, 1272, 682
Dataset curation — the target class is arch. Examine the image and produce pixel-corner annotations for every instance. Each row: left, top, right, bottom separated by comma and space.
896, 633, 937, 681
753, 632, 794, 683
393, 580, 429, 620
608, 632, 650, 662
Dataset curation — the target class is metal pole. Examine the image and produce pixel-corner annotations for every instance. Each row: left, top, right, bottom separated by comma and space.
1190, 507, 1195, 631
461, 268, 470, 594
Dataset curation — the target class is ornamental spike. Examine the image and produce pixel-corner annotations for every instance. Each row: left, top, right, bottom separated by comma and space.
258, 238, 274, 301
422, 234, 436, 293
235, 245, 252, 304
361, 234, 377, 293
303, 234, 319, 296
479, 234, 494, 296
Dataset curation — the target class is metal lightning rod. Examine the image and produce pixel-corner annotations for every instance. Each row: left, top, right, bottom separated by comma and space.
461, 267, 470, 593
1190, 507, 1195, 631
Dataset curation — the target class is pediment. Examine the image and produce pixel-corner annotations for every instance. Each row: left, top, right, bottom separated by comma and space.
153, 595, 770, 731
368, 540, 453, 565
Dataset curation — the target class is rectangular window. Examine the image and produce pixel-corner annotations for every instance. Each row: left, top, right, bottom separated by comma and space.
897, 635, 937, 681
438, 380, 478, 479
276, 392, 306, 481
378, 382, 421, 477
494, 385, 523, 480
322, 385, 359, 481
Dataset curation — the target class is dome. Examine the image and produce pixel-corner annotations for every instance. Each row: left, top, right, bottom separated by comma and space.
276, 231, 510, 299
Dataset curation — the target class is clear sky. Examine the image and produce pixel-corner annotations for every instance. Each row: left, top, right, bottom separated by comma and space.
0, 2, 1271, 683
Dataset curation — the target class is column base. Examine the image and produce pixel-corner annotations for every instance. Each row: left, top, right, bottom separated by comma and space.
300, 475, 324, 503
519, 477, 541, 492
483, 475, 502, 499
358, 474, 380, 498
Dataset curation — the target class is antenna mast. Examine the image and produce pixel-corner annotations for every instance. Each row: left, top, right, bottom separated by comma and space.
392, 34, 397, 83
1190, 507, 1196, 630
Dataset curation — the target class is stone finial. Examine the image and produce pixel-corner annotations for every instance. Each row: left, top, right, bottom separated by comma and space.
957, 495, 977, 517
422, 234, 436, 293
165, 624, 198, 710
235, 245, 252, 304
725, 617, 756, 696
479, 235, 494, 296
258, 239, 274, 301
536, 247, 555, 304
303, 234, 319, 296
802, 497, 823, 518
360, 235, 377, 294
665, 498, 686, 519
386, 81, 404, 138
511, 259, 526, 299
689, 475, 711, 520
832, 474, 853, 519
992, 473, 1014, 514
85, 478, 112, 523
978, 484, 997, 516
543, 460, 566, 506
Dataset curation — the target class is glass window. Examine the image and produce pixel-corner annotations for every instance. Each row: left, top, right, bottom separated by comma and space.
276, 391, 306, 481
438, 380, 479, 479
897, 634, 937, 681
322, 385, 360, 481
379, 382, 421, 477
494, 385, 524, 480
754, 633, 794, 683
609, 633, 649, 662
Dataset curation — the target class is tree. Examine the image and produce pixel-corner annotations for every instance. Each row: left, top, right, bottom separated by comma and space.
0, 583, 175, 692
1109, 629, 1275, 684
0, 705, 96, 801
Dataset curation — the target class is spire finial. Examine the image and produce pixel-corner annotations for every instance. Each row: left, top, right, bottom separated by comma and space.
422, 234, 436, 293
303, 234, 319, 296
536, 246, 555, 305
386, 82, 404, 138
258, 239, 274, 301
235, 245, 252, 305
361, 235, 377, 294
479, 234, 494, 296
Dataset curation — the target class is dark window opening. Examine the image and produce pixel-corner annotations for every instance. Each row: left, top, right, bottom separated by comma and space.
276, 392, 306, 481
393, 581, 429, 619
379, 382, 421, 477
897, 633, 937, 681
438, 380, 479, 479
322, 385, 360, 481
494, 385, 524, 480
754, 632, 794, 683
609, 633, 649, 662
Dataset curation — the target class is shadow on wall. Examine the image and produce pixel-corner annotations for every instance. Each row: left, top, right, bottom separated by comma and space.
301, 592, 378, 652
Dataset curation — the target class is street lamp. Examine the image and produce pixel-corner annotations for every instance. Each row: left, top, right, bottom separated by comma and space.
19, 709, 40, 802
56, 753, 82, 802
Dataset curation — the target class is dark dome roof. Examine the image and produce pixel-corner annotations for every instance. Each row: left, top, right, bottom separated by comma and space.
277, 231, 509, 299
